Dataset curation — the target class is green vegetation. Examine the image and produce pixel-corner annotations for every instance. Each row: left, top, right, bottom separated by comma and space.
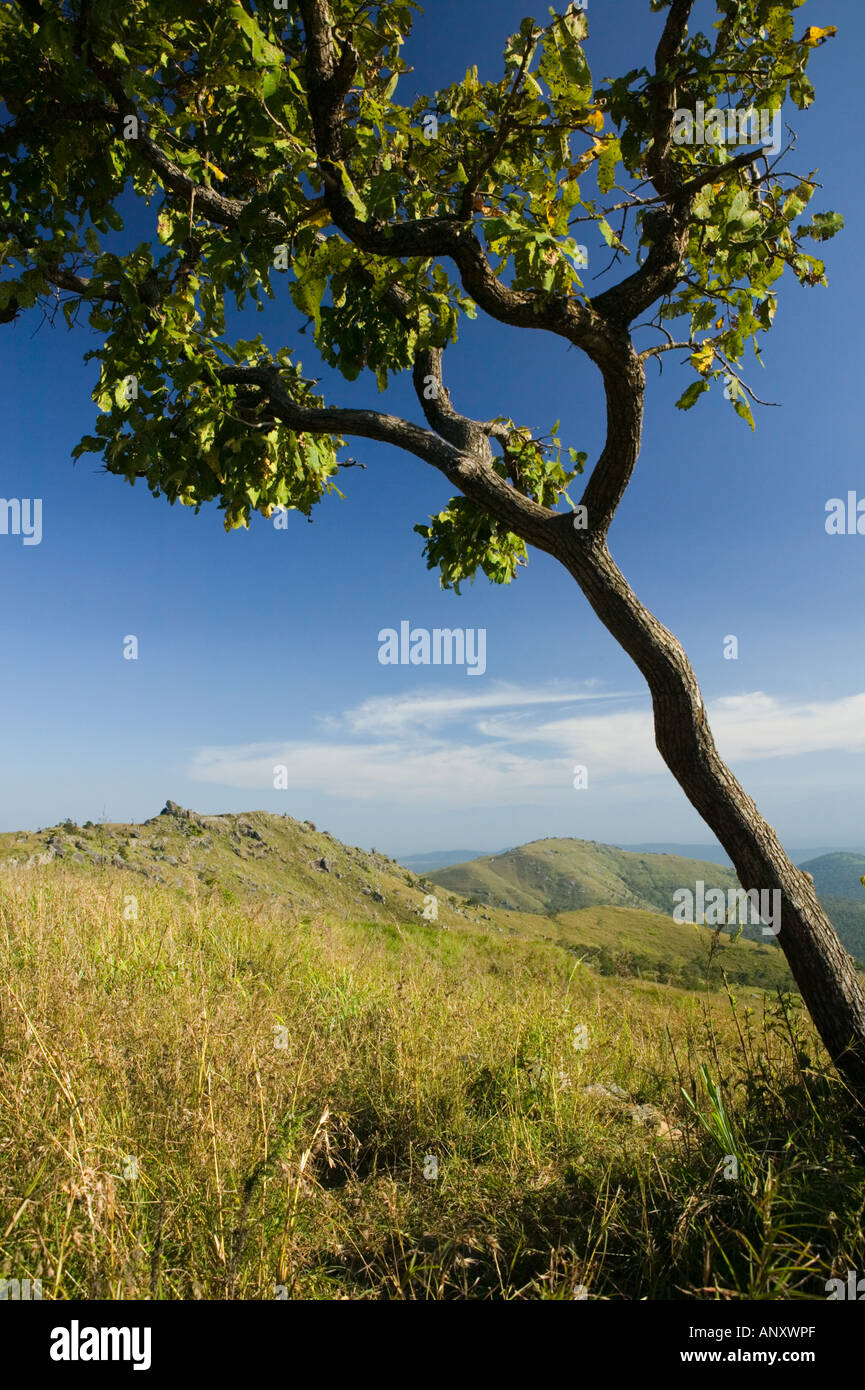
800, 853, 865, 900
551, 906, 793, 994
434, 839, 864, 967
794, 855, 865, 960
0, 807, 808, 994
1, 815, 864, 1300
433, 838, 742, 916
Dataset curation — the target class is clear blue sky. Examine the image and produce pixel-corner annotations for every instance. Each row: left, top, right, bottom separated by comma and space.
1, 0, 863, 857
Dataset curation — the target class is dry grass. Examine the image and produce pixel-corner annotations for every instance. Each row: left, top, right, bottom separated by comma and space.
1, 869, 863, 1299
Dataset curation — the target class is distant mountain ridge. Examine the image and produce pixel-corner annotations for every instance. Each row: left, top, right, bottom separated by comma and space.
796, 853, 865, 959
798, 852, 865, 899
433, 837, 865, 961
403, 842, 865, 874
618, 842, 865, 866
399, 849, 495, 874
5, 813, 863, 966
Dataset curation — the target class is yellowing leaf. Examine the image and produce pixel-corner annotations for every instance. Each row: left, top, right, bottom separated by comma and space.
202, 158, 227, 182
801, 24, 838, 45
566, 138, 604, 181
691, 343, 715, 375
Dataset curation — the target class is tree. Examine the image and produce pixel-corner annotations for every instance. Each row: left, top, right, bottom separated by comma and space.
2, 0, 862, 1088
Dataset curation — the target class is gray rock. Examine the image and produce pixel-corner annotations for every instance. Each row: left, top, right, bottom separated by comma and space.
631, 1103, 664, 1128
584, 1082, 629, 1102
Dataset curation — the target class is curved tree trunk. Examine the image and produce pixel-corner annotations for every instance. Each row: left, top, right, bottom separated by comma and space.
560, 527, 865, 1093
412, 338, 865, 1096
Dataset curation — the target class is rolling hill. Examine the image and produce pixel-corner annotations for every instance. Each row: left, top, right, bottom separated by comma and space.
799, 852, 865, 900
431, 837, 742, 917
797, 854, 865, 960
433, 836, 865, 965
0, 804, 798, 994
0, 839, 850, 1301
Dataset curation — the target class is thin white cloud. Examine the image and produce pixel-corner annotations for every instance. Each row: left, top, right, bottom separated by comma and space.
710, 691, 865, 761
341, 683, 626, 736
189, 740, 566, 805
477, 708, 664, 773
187, 687, 865, 804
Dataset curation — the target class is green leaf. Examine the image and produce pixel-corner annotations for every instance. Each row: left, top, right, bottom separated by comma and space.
675, 380, 710, 412
229, 3, 284, 66
597, 139, 620, 195
734, 396, 755, 430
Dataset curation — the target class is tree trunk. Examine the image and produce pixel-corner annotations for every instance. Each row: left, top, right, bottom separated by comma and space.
557, 525, 865, 1092
422, 341, 865, 1096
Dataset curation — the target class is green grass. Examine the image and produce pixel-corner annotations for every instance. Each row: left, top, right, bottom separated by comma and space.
432, 837, 743, 916
1, 866, 864, 1300
0, 807, 805, 994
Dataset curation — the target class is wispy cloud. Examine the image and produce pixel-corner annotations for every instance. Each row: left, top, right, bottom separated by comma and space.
187, 685, 865, 805
189, 739, 566, 804
340, 683, 629, 736
709, 692, 865, 760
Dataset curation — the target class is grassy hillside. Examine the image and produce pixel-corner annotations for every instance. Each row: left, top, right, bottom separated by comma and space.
1, 864, 863, 1301
435, 837, 865, 963
549, 906, 793, 993
0, 802, 463, 927
800, 852, 865, 899
0, 807, 803, 996
434, 838, 742, 916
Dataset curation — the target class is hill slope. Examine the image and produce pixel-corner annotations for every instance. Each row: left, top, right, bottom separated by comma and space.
0, 806, 798, 994
433, 838, 741, 917
796, 854, 865, 959
434, 837, 865, 964
1, 862, 857, 1301
800, 852, 865, 900
0, 801, 480, 931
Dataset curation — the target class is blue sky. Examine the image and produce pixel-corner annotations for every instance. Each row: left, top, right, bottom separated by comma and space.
1, 0, 863, 858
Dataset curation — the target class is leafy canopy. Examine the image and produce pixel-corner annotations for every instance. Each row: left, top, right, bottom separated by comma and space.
0, 0, 841, 582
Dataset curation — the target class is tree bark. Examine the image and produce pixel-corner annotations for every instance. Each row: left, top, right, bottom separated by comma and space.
416, 341, 865, 1096
561, 527, 865, 1092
